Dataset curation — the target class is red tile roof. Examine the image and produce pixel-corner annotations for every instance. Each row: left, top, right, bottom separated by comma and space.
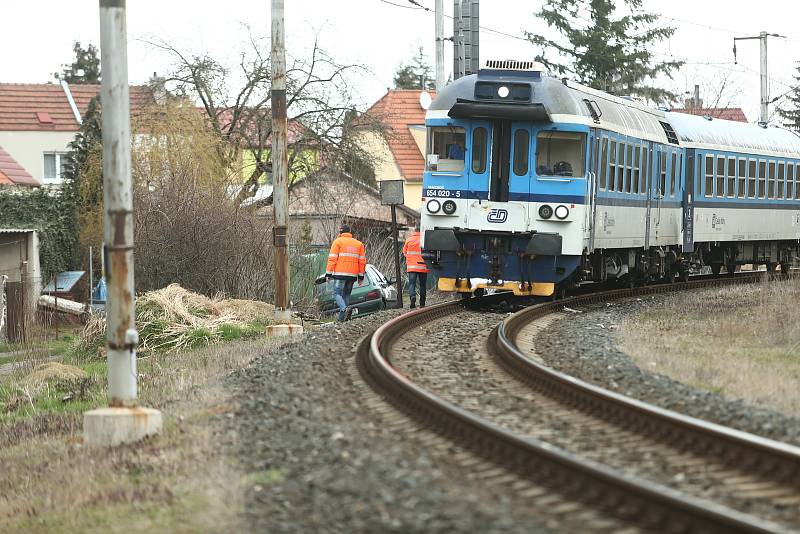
671, 107, 748, 123
359, 90, 435, 183
0, 145, 40, 187
0, 83, 153, 132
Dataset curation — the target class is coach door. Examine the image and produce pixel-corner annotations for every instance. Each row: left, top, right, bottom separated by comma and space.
644, 143, 660, 248
587, 129, 600, 250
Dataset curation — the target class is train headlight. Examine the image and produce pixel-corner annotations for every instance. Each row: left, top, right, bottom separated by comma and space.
442, 200, 457, 215
427, 199, 441, 214
554, 205, 569, 220
497, 85, 510, 98
538, 204, 553, 219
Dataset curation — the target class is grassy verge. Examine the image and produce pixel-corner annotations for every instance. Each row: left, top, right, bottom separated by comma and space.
618, 275, 800, 415
0, 333, 282, 532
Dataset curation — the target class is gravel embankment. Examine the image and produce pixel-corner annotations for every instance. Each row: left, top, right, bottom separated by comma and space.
225, 309, 552, 533
536, 295, 800, 445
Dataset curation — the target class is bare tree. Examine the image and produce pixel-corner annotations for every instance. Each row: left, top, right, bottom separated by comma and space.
145, 32, 380, 206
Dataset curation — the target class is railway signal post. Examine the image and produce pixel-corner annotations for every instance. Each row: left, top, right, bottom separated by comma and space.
83, 0, 162, 447
380, 180, 405, 309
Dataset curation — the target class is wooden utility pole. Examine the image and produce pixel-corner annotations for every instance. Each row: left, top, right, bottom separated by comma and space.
271, 0, 290, 322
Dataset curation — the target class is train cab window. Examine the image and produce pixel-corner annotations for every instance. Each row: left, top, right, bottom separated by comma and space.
768, 161, 776, 199
513, 129, 530, 176
727, 157, 736, 198
470, 127, 487, 174
778, 162, 786, 199
758, 161, 767, 198
659, 152, 667, 196
598, 138, 608, 190
536, 131, 586, 177
790, 163, 796, 199
427, 126, 466, 172
670, 152, 678, 197
748, 160, 757, 198
716, 156, 725, 197
737, 159, 746, 199
704, 155, 714, 197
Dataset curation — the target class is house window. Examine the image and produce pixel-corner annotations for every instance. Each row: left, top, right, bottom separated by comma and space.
426, 126, 466, 172
43, 152, 69, 183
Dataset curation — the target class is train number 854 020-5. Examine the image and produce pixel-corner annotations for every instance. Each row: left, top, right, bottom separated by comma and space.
425, 189, 461, 198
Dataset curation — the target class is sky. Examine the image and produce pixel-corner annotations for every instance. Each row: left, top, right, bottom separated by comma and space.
3, 1, 800, 122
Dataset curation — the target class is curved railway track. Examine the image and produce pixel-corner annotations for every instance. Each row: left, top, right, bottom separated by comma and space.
357, 273, 800, 533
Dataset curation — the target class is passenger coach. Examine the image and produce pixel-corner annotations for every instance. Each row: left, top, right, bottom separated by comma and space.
420, 60, 800, 297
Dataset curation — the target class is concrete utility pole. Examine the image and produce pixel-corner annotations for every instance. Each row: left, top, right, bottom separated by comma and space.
268, 0, 302, 337
734, 31, 784, 123
435, 0, 445, 91
84, 0, 161, 447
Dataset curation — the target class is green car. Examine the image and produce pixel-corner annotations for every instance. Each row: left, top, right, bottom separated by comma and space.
315, 263, 398, 319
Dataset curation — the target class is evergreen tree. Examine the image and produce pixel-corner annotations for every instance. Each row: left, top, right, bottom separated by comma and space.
778, 65, 800, 131
55, 41, 101, 84
393, 47, 435, 90
526, 0, 683, 104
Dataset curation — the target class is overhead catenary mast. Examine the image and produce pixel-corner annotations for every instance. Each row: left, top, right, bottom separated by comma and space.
453, 0, 479, 80
734, 31, 784, 124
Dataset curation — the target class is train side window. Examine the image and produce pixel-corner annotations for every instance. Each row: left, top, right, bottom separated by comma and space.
768, 161, 776, 199
615, 141, 626, 192
427, 126, 466, 172
737, 159, 746, 199
625, 144, 634, 193
659, 152, 667, 196
704, 155, 714, 197
598, 138, 607, 190
470, 127, 487, 174
512, 129, 529, 176
790, 163, 796, 199
608, 139, 617, 191
640, 146, 648, 195
748, 160, 757, 198
796, 164, 800, 199
715, 156, 725, 198
758, 161, 766, 198
726, 157, 735, 198
632, 146, 641, 194
778, 162, 786, 199
536, 131, 586, 177
670, 152, 678, 197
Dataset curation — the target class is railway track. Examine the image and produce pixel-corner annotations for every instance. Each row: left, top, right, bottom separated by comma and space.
357, 273, 800, 533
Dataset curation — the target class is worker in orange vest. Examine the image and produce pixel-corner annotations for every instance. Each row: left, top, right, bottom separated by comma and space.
326, 224, 367, 321
402, 225, 429, 308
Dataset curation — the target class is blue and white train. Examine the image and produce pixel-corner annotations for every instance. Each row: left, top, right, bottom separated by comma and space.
420, 60, 800, 297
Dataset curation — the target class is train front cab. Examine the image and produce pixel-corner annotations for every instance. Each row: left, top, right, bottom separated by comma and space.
421, 109, 588, 297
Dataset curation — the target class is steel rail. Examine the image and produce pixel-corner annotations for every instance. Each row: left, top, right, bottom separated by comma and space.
357, 273, 789, 533
496, 273, 800, 484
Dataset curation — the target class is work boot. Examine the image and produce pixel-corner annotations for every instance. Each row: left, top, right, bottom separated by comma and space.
410, 297, 416, 309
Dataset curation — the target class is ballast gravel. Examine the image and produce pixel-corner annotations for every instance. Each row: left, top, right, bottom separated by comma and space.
225, 308, 551, 533
536, 294, 800, 446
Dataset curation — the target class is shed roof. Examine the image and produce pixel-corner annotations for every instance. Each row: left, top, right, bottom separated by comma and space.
359, 90, 435, 183
0, 145, 40, 186
0, 83, 153, 132
43, 271, 85, 293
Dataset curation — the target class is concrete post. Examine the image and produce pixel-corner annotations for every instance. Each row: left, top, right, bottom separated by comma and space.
267, 0, 302, 337
435, 0, 445, 91
84, 0, 161, 447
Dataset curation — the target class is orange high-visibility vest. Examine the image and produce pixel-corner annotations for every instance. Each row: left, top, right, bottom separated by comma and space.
402, 231, 429, 273
326, 232, 366, 279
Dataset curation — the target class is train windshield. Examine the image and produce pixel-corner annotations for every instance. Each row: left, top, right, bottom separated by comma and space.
536, 131, 586, 177
427, 126, 466, 172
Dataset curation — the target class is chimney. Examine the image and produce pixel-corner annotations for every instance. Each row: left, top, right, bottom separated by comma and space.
149, 72, 168, 105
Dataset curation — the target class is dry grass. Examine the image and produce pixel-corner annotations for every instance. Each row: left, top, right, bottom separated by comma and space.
618, 275, 800, 415
0, 336, 284, 532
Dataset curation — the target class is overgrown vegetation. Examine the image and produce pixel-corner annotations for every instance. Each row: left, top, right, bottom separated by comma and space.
619, 276, 800, 415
